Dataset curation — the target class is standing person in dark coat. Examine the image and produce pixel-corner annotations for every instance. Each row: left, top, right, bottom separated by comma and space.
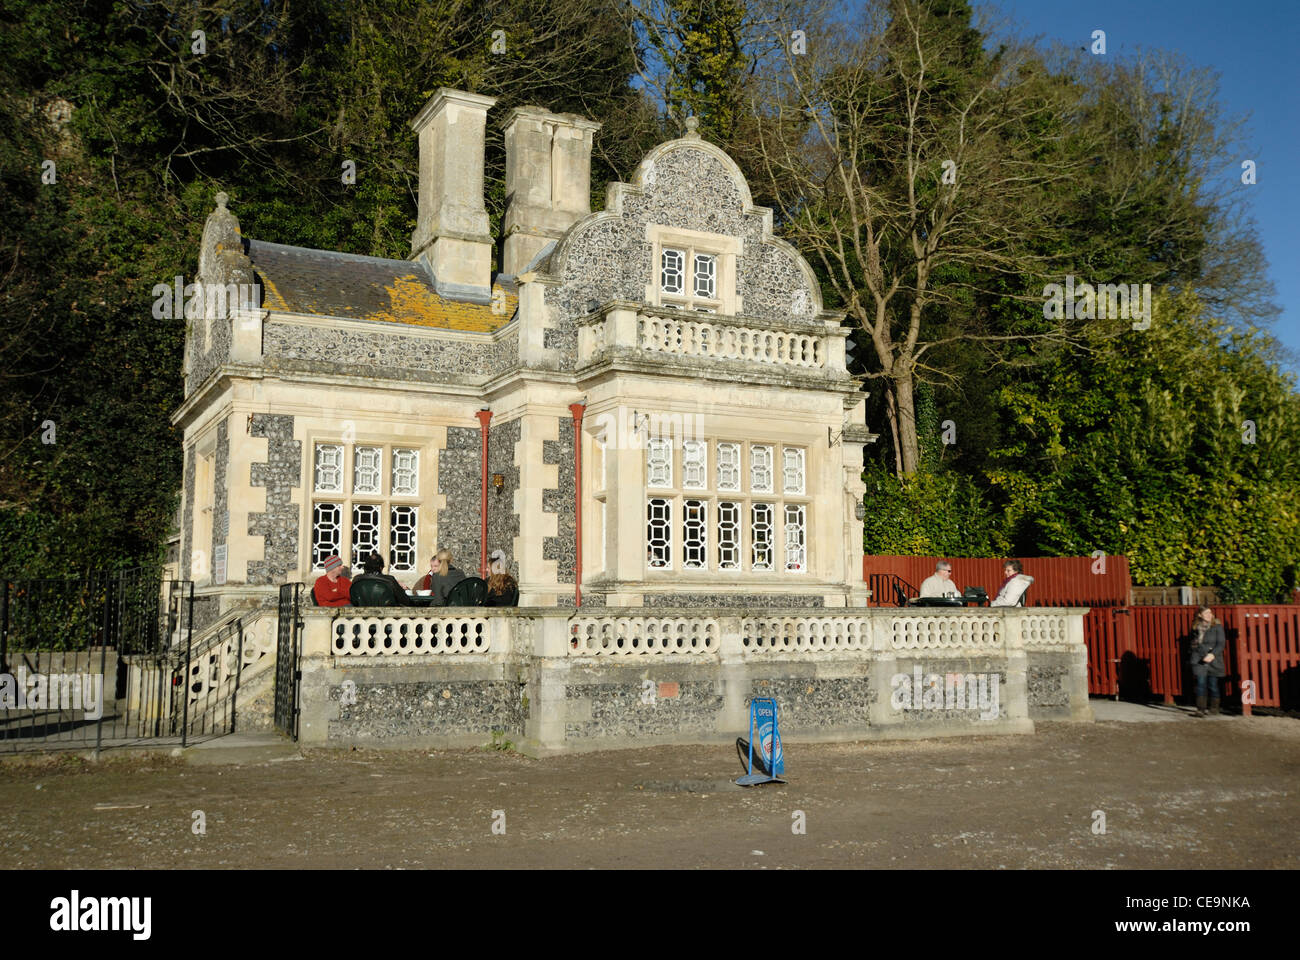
1188, 605, 1226, 716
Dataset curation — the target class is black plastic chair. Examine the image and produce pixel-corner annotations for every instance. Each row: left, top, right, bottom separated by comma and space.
350, 575, 405, 607
445, 577, 488, 607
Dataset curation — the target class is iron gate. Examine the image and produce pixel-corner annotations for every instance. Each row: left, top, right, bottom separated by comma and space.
0, 570, 235, 751
274, 583, 303, 739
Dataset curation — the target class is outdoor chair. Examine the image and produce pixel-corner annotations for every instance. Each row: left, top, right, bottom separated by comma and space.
349, 575, 405, 607
444, 577, 488, 607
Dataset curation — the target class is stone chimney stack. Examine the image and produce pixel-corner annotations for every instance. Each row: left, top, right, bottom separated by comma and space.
410, 88, 498, 300
502, 107, 602, 275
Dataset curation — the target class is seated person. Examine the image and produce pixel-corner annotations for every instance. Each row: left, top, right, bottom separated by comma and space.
990, 560, 1034, 607
313, 554, 352, 607
422, 548, 466, 606
410, 553, 441, 593
349, 552, 409, 606
484, 549, 519, 607
918, 560, 961, 599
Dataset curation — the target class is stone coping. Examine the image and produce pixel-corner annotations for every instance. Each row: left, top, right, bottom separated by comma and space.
307, 605, 1091, 618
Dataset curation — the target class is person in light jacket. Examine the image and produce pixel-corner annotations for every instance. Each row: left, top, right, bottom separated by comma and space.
1188, 605, 1226, 716
918, 560, 961, 598
990, 560, 1034, 606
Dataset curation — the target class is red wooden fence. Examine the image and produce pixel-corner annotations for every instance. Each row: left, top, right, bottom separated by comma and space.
863, 555, 1132, 607
861, 556, 1299, 706
1129, 605, 1300, 708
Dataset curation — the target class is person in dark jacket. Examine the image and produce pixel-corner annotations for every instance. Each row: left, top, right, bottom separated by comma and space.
484, 549, 519, 607
1188, 605, 1226, 716
425, 548, 466, 606
349, 552, 409, 606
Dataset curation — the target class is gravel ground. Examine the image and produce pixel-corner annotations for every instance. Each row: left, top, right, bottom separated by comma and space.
1, 712, 1296, 869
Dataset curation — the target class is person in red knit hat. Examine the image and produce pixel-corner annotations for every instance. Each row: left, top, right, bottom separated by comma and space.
313, 554, 352, 607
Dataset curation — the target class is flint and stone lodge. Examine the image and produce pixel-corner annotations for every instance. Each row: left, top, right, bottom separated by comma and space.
172, 89, 1092, 753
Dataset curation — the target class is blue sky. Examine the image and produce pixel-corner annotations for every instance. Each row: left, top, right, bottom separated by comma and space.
989, 0, 1300, 376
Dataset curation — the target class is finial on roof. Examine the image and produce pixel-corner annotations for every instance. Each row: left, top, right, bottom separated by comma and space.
215, 191, 229, 210
684, 116, 700, 138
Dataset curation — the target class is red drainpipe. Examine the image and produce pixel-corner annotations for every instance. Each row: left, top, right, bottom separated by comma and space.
475, 409, 493, 578
569, 402, 586, 607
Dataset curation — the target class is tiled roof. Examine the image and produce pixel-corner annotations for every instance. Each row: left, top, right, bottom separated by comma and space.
246, 240, 517, 333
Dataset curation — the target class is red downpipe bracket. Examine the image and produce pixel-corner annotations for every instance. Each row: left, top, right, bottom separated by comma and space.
569, 402, 586, 608
475, 409, 493, 578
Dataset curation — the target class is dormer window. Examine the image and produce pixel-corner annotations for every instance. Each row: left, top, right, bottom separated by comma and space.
660, 247, 720, 313
648, 225, 741, 315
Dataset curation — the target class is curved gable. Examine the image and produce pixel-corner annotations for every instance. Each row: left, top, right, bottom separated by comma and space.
542, 133, 828, 365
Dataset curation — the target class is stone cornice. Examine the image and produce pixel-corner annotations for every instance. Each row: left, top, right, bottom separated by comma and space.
264, 311, 518, 342
574, 352, 860, 395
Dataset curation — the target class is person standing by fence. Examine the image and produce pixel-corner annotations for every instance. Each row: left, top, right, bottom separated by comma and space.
1189, 605, 1226, 716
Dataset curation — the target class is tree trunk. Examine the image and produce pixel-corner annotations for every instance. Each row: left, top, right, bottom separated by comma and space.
884, 384, 903, 477
894, 370, 920, 476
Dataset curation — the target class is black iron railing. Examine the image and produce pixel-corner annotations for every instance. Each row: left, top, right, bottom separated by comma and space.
0, 569, 236, 751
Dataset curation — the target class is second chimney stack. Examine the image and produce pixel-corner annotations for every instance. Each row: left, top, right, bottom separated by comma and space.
503, 107, 601, 275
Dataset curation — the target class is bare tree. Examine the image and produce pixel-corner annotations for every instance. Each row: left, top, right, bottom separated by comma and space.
749, 0, 1083, 475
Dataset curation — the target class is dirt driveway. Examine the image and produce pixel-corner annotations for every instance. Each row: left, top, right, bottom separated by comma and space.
1, 710, 1296, 869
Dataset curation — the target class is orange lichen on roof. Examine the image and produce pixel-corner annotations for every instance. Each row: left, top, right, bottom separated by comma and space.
363, 274, 517, 332
259, 275, 290, 312
246, 239, 518, 333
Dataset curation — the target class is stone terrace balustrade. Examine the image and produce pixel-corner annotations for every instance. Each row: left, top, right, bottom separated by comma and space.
296, 606, 1091, 753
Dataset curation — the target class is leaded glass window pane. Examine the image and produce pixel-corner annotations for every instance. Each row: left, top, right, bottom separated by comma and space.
661, 248, 684, 295
717, 442, 740, 492
647, 498, 672, 568
784, 504, 806, 572
314, 444, 343, 494
354, 446, 382, 495
718, 501, 740, 570
682, 440, 707, 490
683, 498, 707, 569
351, 503, 381, 567
693, 254, 716, 299
646, 437, 673, 488
752, 503, 773, 571
390, 506, 417, 572
312, 503, 341, 567
392, 448, 419, 496
782, 447, 805, 495
750, 444, 773, 493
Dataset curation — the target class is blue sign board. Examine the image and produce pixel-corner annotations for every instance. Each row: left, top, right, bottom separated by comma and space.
736, 697, 786, 786
752, 698, 784, 775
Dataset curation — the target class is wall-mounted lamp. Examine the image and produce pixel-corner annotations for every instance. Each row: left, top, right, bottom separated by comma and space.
854, 502, 866, 521
492, 473, 505, 494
